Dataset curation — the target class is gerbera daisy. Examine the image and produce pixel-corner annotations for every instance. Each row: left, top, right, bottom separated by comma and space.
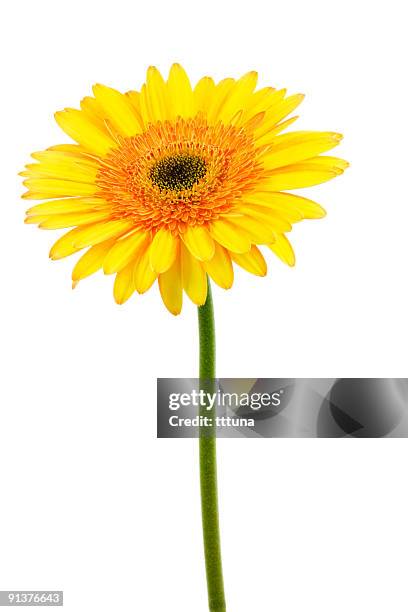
21, 64, 348, 314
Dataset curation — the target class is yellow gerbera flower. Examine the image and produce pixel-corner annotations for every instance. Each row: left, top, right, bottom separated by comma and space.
21, 64, 348, 314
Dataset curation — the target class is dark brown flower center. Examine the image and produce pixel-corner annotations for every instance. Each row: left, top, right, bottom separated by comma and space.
149, 154, 207, 192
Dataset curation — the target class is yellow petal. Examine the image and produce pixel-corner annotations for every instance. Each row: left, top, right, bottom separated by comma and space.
25, 214, 51, 225
206, 78, 235, 124
238, 206, 293, 232
258, 87, 287, 110
72, 220, 135, 249
49, 227, 88, 260
23, 178, 96, 199
181, 243, 207, 305
92, 84, 143, 137
255, 116, 299, 145
181, 225, 215, 261
231, 245, 267, 276
193, 77, 216, 116
55, 109, 116, 156
268, 234, 296, 266
80, 96, 107, 128
241, 200, 302, 224
26, 197, 108, 216
159, 255, 182, 315
209, 218, 251, 253
113, 262, 135, 304
203, 242, 233, 289
24, 150, 99, 183
145, 66, 169, 121
218, 71, 258, 123
241, 111, 266, 133
125, 91, 144, 127
247, 89, 287, 131
260, 158, 346, 191
306, 156, 349, 171
31, 143, 94, 160
149, 229, 178, 273
72, 239, 116, 281
34, 210, 112, 229
133, 245, 157, 293
138, 84, 150, 125
227, 215, 277, 244
254, 93, 305, 140
103, 231, 149, 274
245, 193, 326, 220
47, 143, 88, 154
125, 90, 141, 111
262, 132, 342, 170
229, 109, 244, 126
239, 87, 277, 123
167, 64, 193, 118
21, 164, 97, 183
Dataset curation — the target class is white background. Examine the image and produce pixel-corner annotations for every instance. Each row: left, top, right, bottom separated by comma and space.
1, 1, 407, 610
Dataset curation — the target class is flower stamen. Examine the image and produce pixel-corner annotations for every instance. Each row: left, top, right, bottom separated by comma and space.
149, 154, 207, 192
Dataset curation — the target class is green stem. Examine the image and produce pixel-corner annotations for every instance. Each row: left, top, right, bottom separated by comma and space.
198, 278, 226, 612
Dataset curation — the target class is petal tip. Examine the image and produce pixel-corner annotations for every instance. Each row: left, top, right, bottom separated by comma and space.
167, 308, 181, 316
92, 83, 105, 94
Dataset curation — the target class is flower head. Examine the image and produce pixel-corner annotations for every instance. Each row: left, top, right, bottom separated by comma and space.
21, 64, 348, 314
